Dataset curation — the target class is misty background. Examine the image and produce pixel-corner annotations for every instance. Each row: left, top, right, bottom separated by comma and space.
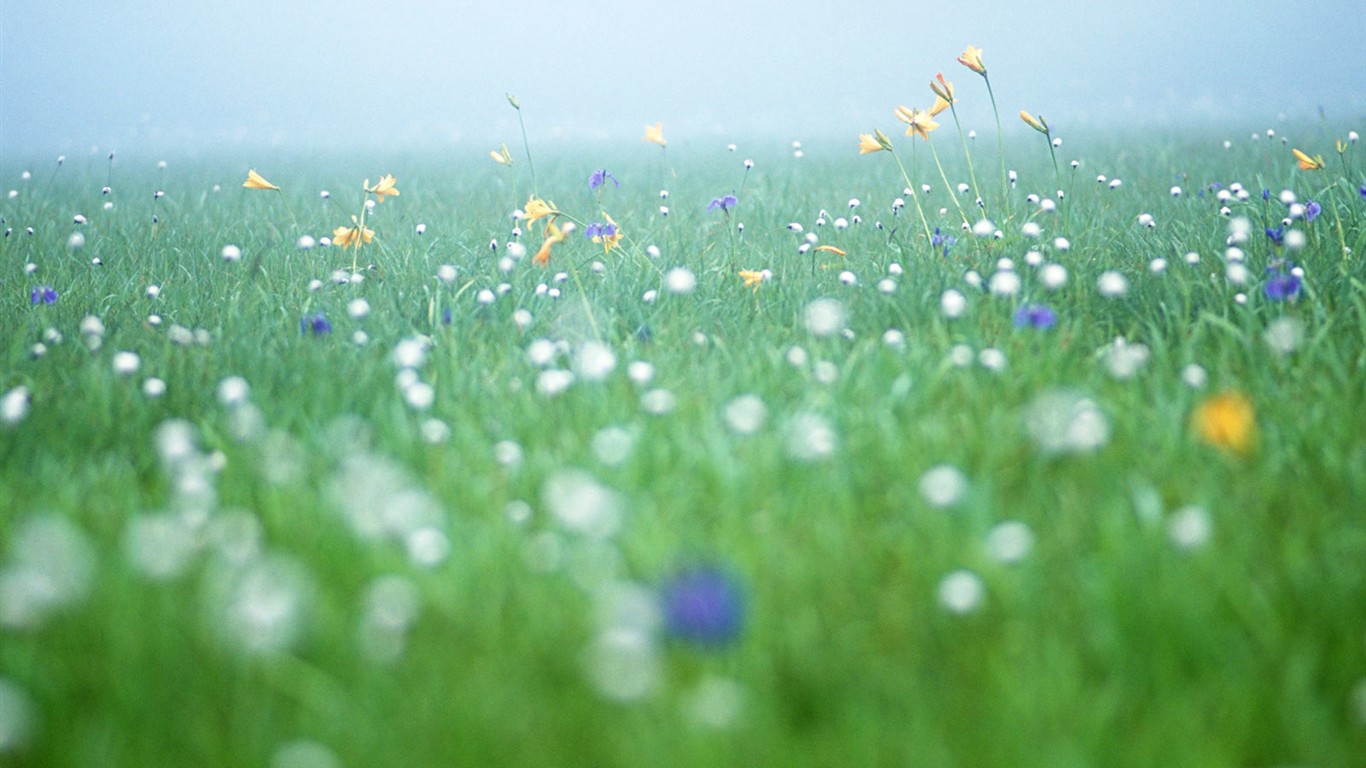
2, 0, 1363, 160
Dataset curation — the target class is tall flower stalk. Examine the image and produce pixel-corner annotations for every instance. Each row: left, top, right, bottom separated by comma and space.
957, 46, 1011, 221
1021, 110, 1065, 227
859, 129, 934, 250
508, 94, 539, 194
932, 73, 987, 220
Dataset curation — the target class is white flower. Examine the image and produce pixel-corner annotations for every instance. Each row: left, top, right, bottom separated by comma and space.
1, 386, 30, 425
112, 351, 140, 376
1180, 363, 1207, 389
937, 570, 985, 614
803, 298, 846, 337
1168, 505, 1212, 550
919, 465, 967, 508
1040, 263, 1068, 290
1097, 271, 1128, 298
664, 268, 696, 295
988, 270, 1020, 297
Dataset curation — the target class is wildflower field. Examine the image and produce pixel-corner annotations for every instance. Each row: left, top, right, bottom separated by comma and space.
3, 53, 1366, 767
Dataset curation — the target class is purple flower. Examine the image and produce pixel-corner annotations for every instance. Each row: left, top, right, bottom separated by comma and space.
707, 194, 738, 213
931, 227, 956, 257
1304, 200, 1321, 223
1264, 226, 1285, 246
661, 565, 744, 646
1262, 188, 1271, 201
1264, 262, 1301, 302
583, 222, 617, 239
1013, 303, 1057, 329
1359, 185, 1366, 201
29, 286, 57, 305
588, 169, 619, 191
300, 312, 331, 335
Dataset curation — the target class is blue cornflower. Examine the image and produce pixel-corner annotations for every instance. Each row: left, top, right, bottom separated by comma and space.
588, 169, 619, 191
300, 312, 332, 335
1013, 303, 1057, 329
1304, 200, 1321, 223
583, 222, 615, 239
1262, 188, 1271, 201
1359, 185, 1366, 201
707, 194, 738, 213
931, 227, 956, 257
1264, 262, 1301, 302
1265, 226, 1285, 246
660, 565, 744, 646
29, 286, 57, 305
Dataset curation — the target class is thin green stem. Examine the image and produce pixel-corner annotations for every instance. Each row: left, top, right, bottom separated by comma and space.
948, 104, 986, 220
928, 139, 971, 228
514, 105, 538, 194
887, 146, 934, 249
983, 74, 1010, 221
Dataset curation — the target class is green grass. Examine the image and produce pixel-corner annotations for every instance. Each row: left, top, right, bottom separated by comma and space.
2, 125, 1365, 767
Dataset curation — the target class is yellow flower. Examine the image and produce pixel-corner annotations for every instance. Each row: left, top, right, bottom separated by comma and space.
643, 122, 667, 147
739, 269, 766, 290
332, 216, 374, 249
1292, 148, 1325, 171
523, 195, 558, 225
929, 96, 952, 118
857, 132, 889, 155
957, 45, 986, 75
1191, 391, 1256, 455
930, 73, 955, 105
489, 144, 513, 165
1019, 110, 1049, 134
814, 245, 846, 257
894, 106, 939, 140
533, 220, 568, 267
242, 169, 279, 191
365, 174, 400, 202
1337, 139, 1349, 155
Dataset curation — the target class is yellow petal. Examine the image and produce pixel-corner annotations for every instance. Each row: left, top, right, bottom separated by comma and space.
243, 169, 279, 191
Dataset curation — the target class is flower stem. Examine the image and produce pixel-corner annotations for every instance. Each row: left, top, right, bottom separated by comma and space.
887, 146, 934, 250
948, 105, 986, 219
928, 139, 971, 228
514, 106, 538, 195
983, 74, 1010, 221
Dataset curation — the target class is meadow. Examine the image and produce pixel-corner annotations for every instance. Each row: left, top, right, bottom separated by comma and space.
2, 74, 1366, 766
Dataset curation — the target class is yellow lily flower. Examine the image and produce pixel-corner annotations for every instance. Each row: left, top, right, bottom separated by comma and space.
858, 132, 888, 155
1019, 111, 1049, 134
1191, 391, 1256, 456
490, 144, 513, 165
957, 45, 986, 75
643, 122, 667, 147
533, 220, 568, 267
739, 269, 766, 290
895, 106, 939, 140
814, 245, 846, 257
1292, 148, 1325, 171
333, 216, 374, 249
523, 195, 558, 225
1337, 139, 1349, 155
365, 174, 400, 202
242, 169, 279, 191
930, 73, 955, 104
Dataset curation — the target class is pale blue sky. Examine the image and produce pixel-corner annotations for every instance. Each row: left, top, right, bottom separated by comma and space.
2, 0, 1362, 157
